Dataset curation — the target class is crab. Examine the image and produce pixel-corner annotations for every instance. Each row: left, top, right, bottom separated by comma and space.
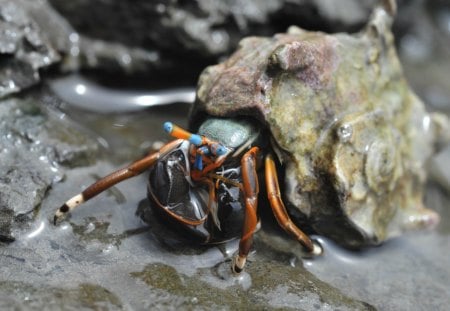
54, 0, 449, 273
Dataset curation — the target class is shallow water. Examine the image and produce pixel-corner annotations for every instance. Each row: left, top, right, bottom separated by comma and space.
48, 74, 195, 113
304, 232, 450, 310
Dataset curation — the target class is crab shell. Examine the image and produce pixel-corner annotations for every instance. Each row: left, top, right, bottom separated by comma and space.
190, 6, 449, 248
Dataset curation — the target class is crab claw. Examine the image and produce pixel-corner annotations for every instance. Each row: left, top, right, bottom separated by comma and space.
231, 255, 246, 275
53, 194, 85, 225
53, 204, 69, 225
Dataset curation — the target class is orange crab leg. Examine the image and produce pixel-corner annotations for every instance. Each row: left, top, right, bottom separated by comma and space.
54, 139, 183, 224
232, 147, 260, 274
200, 177, 222, 232
265, 154, 321, 255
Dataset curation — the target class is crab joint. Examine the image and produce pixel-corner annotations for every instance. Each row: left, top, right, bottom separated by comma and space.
194, 153, 203, 171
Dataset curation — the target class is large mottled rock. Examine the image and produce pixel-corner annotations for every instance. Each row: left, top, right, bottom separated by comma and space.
192, 4, 449, 248
0, 93, 98, 242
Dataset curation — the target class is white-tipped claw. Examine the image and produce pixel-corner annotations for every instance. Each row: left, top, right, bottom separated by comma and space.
312, 240, 323, 256
53, 194, 85, 225
231, 255, 246, 275
301, 239, 323, 258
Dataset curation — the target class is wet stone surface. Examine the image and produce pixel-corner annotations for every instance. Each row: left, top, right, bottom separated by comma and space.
0, 282, 123, 310
0, 92, 98, 243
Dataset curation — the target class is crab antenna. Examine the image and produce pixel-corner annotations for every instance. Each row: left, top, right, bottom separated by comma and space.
163, 122, 203, 146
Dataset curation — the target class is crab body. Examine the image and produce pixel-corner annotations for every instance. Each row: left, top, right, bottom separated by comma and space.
147, 118, 264, 244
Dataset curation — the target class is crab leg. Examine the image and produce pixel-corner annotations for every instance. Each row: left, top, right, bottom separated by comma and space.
265, 154, 322, 255
232, 147, 259, 274
54, 139, 183, 224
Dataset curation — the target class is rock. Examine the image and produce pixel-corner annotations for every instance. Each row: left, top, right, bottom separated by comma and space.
45, 0, 377, 83
131, 260, 375, 310
0, 0, 60, 98
0, 0, 433, 91
396, 1, 450, 113
47, 0, 376, 55
0, 281, 122, 310
0, 92, 98, 242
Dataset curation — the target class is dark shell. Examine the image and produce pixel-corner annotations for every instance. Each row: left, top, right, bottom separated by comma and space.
190, 5, 448, 248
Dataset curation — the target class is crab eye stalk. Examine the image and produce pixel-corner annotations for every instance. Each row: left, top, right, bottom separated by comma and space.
194, 153, 203, 170
163, 121, 173, 134
163, 121, 203, 146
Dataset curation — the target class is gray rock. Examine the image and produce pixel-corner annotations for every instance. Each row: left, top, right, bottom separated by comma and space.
47, 0, 376, 55
0, 0, 60, 98
44, 0, 377, 82
0, 93, 98, 242
0, 281, 123, 310
0, 0, 424, 90
397, 1, 450, 113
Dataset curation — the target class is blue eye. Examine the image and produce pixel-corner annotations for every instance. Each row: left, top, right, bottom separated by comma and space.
211, 143, 227, 156
216, 146, 227, 155
163, 122, 173, 133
